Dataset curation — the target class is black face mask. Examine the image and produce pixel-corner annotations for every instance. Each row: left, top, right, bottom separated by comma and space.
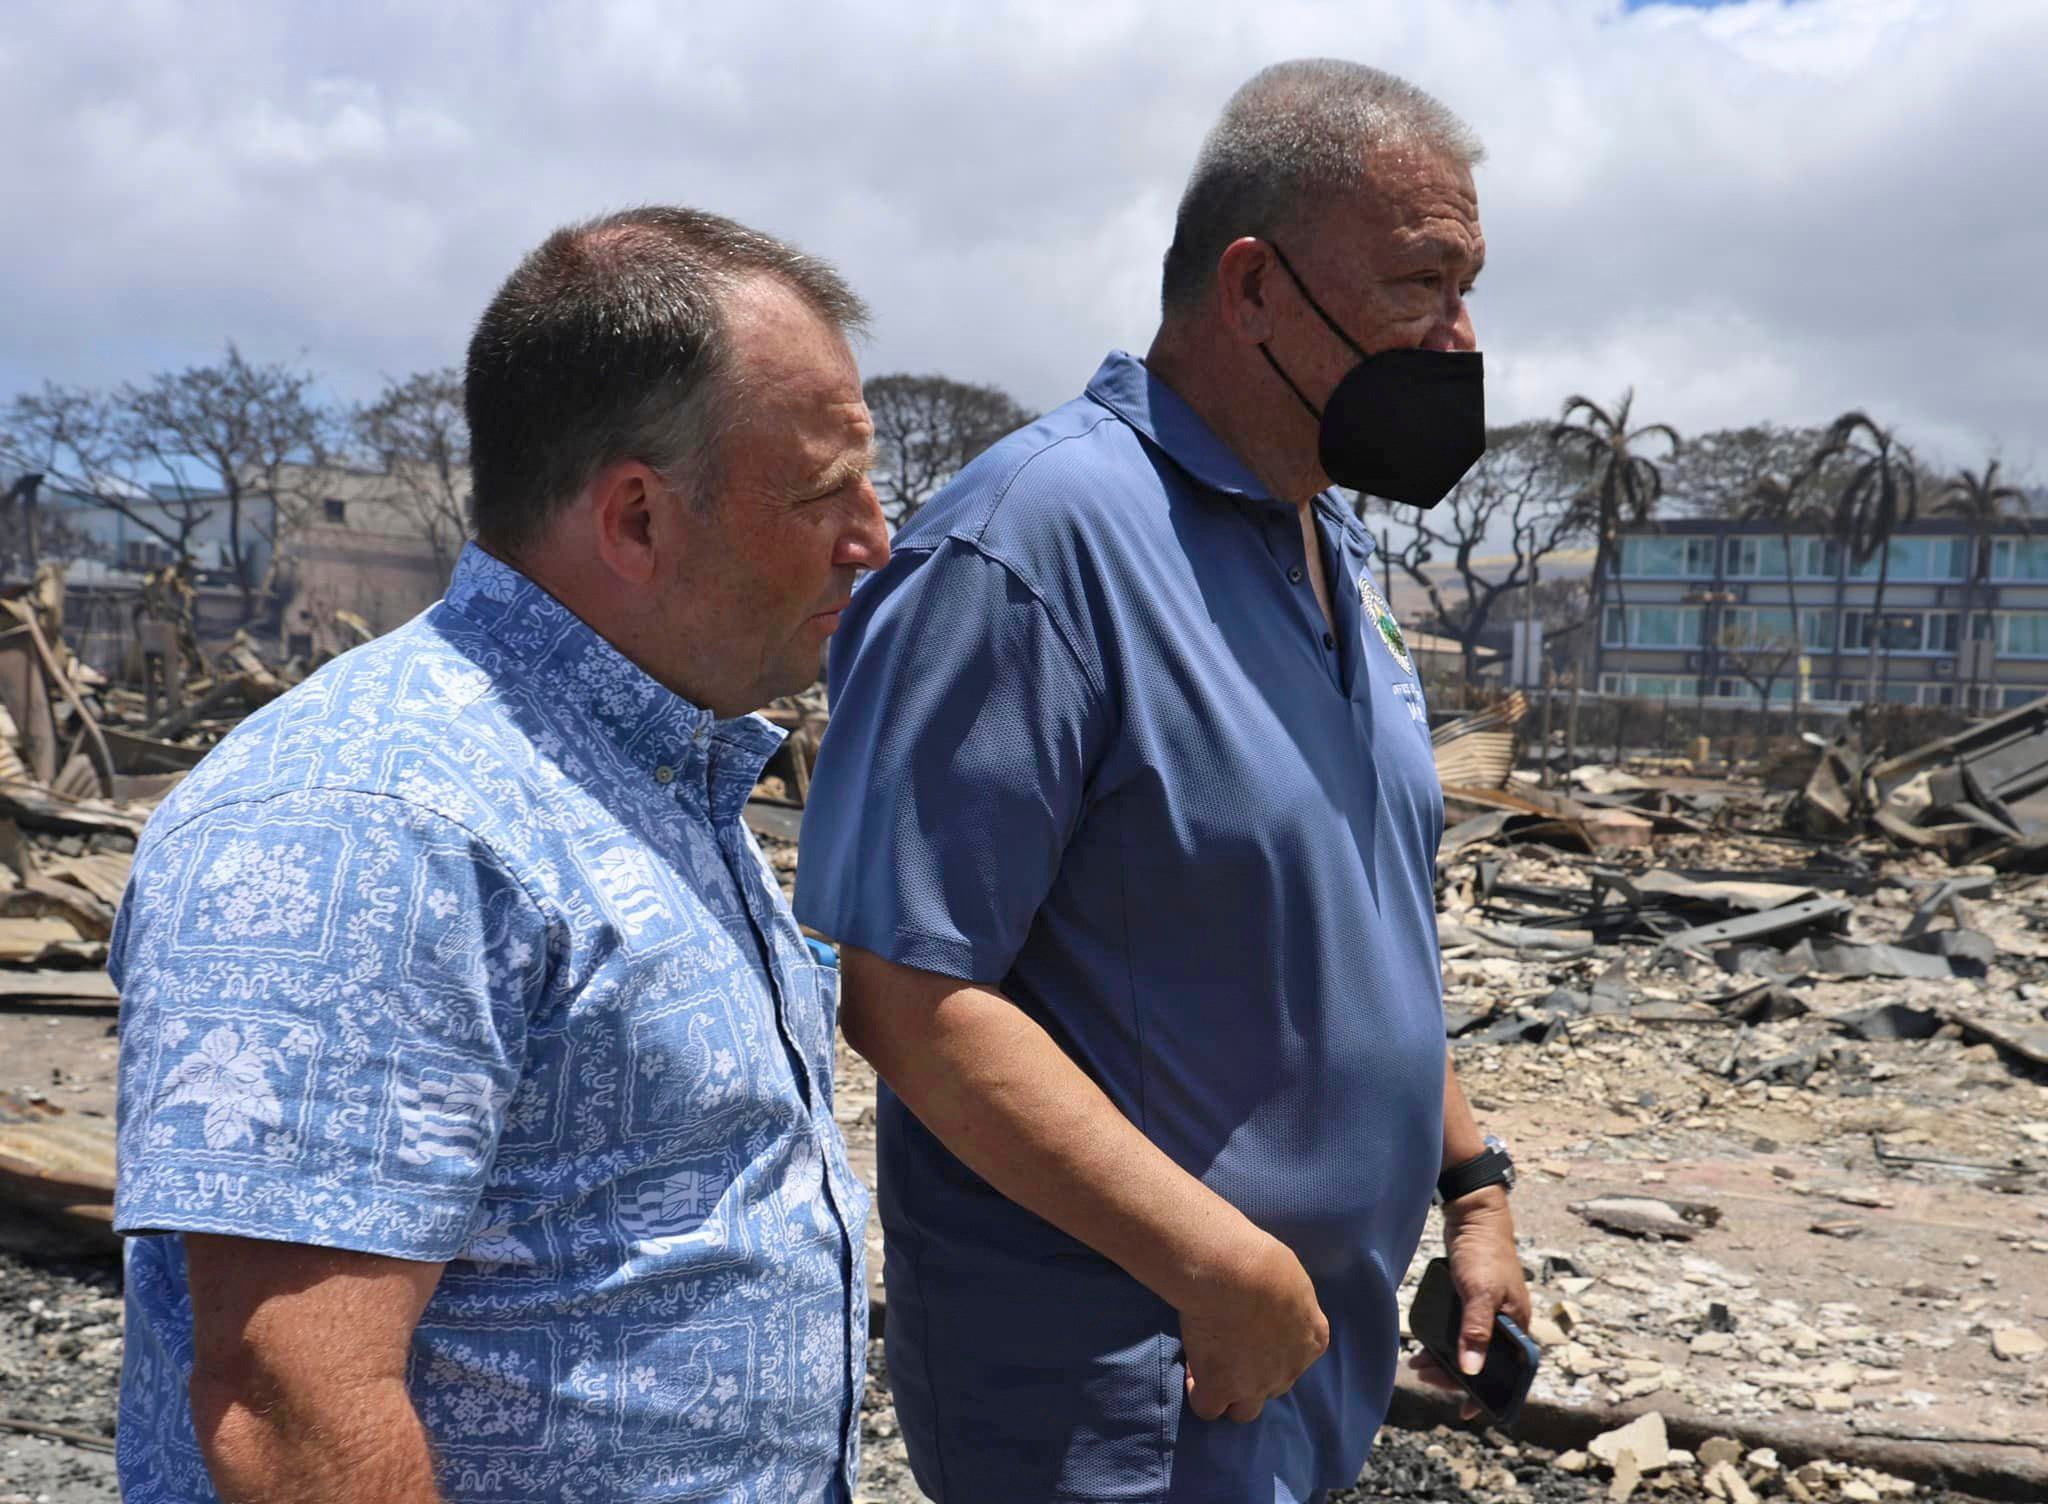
1257, 241, 1486, 509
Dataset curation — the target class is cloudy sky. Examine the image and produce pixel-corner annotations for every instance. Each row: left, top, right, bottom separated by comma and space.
4, 0, 2042, 479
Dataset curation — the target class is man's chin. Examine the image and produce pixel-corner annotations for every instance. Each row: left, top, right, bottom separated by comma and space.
762, 648, 828, 708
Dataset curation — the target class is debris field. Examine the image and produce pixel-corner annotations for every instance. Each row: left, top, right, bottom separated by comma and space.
3, 568, 2047, 1501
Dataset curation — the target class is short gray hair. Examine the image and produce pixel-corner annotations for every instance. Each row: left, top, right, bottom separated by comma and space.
466, 206, 869, 553
1160, 59, 1484, 318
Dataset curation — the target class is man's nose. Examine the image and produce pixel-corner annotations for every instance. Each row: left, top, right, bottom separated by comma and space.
836, 479, 892, 572
1424, 290, 1476, 353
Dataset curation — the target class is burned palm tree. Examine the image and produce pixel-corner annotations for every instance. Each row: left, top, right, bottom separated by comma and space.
1935, 459, 2031, 712
1549, 391, 1680, 723
1737, 473, 1829, 730
1810, 413, 1918, 706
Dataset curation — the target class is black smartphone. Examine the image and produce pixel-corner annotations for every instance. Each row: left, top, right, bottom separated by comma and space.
1406, 1256, 1540, 1428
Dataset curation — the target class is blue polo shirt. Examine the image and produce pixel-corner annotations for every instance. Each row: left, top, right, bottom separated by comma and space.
796, 351, 1447, 1503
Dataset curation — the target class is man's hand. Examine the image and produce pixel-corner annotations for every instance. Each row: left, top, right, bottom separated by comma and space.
840, 948, 1330, 1427
185, 1235, 446, 1503
1178, 1228, 1329, 1424
1407, 1186, 1530, 1420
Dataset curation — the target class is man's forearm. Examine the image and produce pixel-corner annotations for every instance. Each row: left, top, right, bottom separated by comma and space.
1440, 1053, 1488, 1170
192, 1373, 442, 1504
840, 949, 1276, 1309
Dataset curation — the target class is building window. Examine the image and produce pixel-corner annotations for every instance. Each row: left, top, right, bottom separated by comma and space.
123, 538, 171, 569
1604, 673, 1696, 700
1841, 610, 1958, 654
1618, 536, 1716, 578
2005, 686, 2044, 709
1995, 612, 2048, 658
1604, 605, 1702, 648
323, 498, 348, 524
1992, 538, 2048, 581
1918, 684, 1957, 707
1847, 536, 1968, 582
1713, 678, 1794, 705
1795, 538, 1842, 579
1726, 536, 1790, 579
1720, 606, 1798, 648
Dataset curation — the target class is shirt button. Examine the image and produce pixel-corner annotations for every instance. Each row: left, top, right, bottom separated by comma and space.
1287, 566, 1304, 585
654, 765, 676, 785
1323, 631, 1337, 651
692, 725, 709, 745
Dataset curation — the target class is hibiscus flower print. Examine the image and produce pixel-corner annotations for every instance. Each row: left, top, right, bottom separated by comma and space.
159, 1025, 285, 1150
198, 839, 323, 941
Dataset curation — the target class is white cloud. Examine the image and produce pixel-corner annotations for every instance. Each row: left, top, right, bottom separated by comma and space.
2, 0, 2041, 478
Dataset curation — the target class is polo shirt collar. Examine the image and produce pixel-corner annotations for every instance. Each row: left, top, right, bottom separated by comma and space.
442, 543, 784, 819
1083, 351, 1372, 553
1084, 350, 1276, 502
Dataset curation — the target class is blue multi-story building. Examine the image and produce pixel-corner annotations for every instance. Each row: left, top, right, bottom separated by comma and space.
1596, 517, 2048, 713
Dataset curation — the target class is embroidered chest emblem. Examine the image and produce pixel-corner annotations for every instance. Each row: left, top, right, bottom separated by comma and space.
1358, 573, 1415, 677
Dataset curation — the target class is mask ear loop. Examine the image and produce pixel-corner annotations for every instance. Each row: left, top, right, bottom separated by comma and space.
1264, 241, 1374, 362
1257, 344, 1324, 422
1257, 239, 1373, 422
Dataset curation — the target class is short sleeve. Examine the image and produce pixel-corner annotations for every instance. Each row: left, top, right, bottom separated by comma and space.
111, 789, 548, 1261
794, 538, 1110, 984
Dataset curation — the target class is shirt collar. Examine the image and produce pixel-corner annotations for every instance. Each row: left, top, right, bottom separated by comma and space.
1082, 350, 1370, 550
441, 544, 785, 818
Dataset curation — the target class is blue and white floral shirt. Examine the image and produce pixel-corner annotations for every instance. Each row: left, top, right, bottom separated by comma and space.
111, 544, 870, 1503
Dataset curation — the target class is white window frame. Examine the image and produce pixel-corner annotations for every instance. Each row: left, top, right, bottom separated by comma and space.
1848, 536, 1969, 584
1608, 673, 1694, 700
1721, 606, 1800, 648
1795, 538, 1841, 580
1725, 536, 1790, 581
1603, 604, 1702, 649
1799, 607, 1835, 651
1840, 609, 1958, 656
1992, 537, 2048, 582
1618, 536, 1716, 580
1995, 612, 2048, 660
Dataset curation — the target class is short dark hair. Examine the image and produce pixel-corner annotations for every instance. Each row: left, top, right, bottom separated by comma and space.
465, 206, 868, 553
1160, 60, 1484, 320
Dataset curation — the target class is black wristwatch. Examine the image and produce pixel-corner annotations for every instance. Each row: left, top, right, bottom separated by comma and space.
1435, 1135, 1515, 1206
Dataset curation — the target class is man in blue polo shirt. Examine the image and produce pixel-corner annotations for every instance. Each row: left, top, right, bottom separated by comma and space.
797, 60, 1529, 1502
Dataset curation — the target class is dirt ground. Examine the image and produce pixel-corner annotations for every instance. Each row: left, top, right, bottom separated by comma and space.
5, 808, 2048, 1502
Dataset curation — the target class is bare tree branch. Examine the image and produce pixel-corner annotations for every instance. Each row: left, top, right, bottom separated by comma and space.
865, 373, 1033, 525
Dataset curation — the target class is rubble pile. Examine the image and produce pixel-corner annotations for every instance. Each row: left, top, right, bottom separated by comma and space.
1389, 738, 2048, 1501
6, 578, 2048, 1500
1797, 700, 2048, 872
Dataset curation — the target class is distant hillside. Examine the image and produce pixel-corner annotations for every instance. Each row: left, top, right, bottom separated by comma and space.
1382, 545, 1597, 619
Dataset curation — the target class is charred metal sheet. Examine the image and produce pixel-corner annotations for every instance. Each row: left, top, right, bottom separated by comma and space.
1655, 895, 1852, 956
1833, 1003, 1944, 1042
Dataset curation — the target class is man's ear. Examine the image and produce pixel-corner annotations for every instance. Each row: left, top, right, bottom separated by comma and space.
1214, 236, 1278, 347
587, 460, 665, 585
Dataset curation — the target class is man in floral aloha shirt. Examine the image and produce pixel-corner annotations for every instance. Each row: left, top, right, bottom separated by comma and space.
110, 206, 890, 1504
